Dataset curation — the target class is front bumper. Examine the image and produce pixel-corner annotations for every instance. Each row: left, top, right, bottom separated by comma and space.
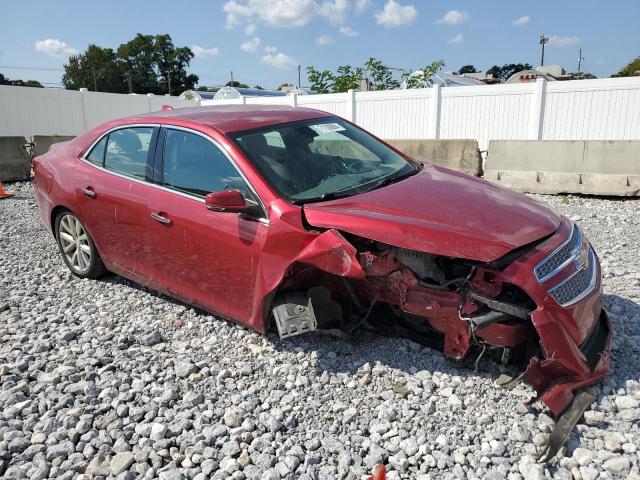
523, 309, 612, 416
486, 218, 612, 416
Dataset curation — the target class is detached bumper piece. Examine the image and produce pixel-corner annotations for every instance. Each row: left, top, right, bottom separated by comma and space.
538, 390, 596, 463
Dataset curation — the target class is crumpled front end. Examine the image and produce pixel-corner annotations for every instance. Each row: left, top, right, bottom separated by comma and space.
499, 217, 613, 417
265, 209, 611, 460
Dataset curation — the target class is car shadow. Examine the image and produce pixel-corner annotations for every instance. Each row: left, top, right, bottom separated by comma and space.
94, 271, 502, 382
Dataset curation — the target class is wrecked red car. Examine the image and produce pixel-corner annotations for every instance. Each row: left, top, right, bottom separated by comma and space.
33, 105, 611, 458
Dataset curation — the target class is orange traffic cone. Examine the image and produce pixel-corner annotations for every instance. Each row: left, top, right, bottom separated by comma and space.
367, 464, 386, 480
0, 182, 14, 200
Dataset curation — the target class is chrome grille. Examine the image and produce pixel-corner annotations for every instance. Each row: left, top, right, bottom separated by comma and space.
535, 225, 582, 282
548, 248, 597, 306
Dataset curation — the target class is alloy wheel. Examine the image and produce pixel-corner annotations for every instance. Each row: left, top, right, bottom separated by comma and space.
58, 214, 92, 274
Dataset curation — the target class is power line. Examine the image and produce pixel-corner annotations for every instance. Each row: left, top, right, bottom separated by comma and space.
0, 65, 65, 72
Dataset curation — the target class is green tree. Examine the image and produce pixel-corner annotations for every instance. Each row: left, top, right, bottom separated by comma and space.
364, 57, 400, 90
332, 65, 363, 93
612, 57, 640, 77
458, 65, 477, 74
225, 81, 249, 88
63, 34, 198, 94
306, 66, 334, 93
153, 34, 198, 95
402, 60, 445, 88
63, 44, 127, 92
116, 34, 158, 93
487, 63, 533, 81
0, 73, 44, 87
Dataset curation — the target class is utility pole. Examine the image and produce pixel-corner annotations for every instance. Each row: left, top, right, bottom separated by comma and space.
577, 49, 584, 75
230, 70, 234, 86
91, 67, 98, 91
539, 35, 549, 66
298, 65, 301, 88
126, 72, 132, 93
167, 70, 172, 95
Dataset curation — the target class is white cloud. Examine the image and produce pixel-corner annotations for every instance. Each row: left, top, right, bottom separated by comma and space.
448, 34, 464, 44
512, 15, 530, 26
339, 25, 358, 37
355, 0, 370, 13
245, 23, 256, 34
35, 38, 78, 57
374, 0, 417, 28
317, 34, 335, 45
319, 0, 349, 25
548, 35, 580, 47
437, 10, 469, 26
240, 36, 261, 52
191, 45, 220, 58
223, 0, 319, 28
264, 45, 278, 53
262, 52, 298, 69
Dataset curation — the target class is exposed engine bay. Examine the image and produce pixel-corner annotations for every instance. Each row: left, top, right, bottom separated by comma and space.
274, 235, 539, 367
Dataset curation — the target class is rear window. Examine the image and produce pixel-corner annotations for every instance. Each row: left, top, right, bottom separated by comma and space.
86, 136, 107, 166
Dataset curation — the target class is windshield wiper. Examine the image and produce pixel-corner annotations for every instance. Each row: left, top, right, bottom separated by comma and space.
293, 190, 357, 205
293, 165, 422, 205
362, 166, 421, 193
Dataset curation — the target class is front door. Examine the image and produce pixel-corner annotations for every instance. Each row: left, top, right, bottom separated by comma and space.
145, 127, 267, 324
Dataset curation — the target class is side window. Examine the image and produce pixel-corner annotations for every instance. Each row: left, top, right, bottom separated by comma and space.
86, 136, 107, 166
162, 129, 252, 198
104, 127, 153, 179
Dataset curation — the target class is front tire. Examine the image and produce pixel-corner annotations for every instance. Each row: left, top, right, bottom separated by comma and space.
55, 211, 106, 279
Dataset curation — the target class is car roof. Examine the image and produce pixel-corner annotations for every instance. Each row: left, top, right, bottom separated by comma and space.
126, 105, 332, 134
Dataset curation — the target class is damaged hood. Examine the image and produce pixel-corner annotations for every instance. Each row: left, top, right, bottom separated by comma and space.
303, 165, 561, 263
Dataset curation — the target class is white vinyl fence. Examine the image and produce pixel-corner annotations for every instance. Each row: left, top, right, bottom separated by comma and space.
0, 86, 195, 138
1, 77, 639, 152
202, 77, 640, 152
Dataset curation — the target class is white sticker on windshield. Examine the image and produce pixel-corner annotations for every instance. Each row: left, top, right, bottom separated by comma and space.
310, 122, 346, 134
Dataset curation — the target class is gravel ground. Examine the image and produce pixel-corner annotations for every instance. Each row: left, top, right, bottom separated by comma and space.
0, 182, 639, 480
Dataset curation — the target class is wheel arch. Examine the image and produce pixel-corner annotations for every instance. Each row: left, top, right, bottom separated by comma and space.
50, 205, 74, 237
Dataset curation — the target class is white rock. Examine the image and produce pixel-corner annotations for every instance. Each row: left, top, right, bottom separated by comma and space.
603, 456, 631, 477
615, 395, 639, 410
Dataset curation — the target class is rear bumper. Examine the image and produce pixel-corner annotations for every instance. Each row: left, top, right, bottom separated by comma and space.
523, 309, 612, 416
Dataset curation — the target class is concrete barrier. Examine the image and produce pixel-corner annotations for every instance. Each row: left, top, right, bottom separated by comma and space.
0, 136, 31, 182
386, 139, 483, 176
34, 135, 75, 157
485, 140, 640, 196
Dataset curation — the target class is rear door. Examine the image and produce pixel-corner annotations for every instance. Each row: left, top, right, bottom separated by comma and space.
74, 126, 158, 276
145, 126, 267, 323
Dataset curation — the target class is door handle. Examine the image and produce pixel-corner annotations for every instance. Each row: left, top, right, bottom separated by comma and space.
151, 212, 172, 226
81, 187, 96, 199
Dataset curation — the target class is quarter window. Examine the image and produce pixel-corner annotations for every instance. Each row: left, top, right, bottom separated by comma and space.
162, 129, 252, 198
104, 127, 154, 179
86, 136, 107, 166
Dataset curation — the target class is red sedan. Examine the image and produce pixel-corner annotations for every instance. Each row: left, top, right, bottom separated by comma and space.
33, 105, 610, 458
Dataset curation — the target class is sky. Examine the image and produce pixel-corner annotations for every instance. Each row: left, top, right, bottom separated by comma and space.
0, 0, 639, 90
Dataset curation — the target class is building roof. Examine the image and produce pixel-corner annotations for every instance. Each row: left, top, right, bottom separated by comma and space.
130, 105, 331, 134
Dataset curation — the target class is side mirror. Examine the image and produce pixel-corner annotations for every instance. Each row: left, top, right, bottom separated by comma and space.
205, 190, 248, 213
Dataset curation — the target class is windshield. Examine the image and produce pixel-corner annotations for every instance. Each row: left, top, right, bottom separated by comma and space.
229, 117, 418, 203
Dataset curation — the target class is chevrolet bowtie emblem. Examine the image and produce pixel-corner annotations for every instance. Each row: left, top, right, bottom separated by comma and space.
574, 247, 589, 272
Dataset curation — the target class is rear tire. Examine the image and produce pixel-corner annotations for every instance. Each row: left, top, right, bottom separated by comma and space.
55, 211, 107, 279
